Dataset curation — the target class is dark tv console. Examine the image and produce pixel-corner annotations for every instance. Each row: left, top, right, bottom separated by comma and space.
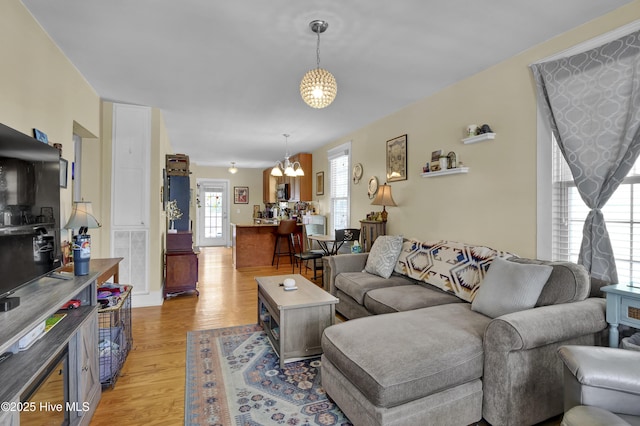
0, 268, 102, 425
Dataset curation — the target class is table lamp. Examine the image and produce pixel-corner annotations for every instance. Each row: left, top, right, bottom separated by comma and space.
371, 183, 397, 222
65, 201, 101, 275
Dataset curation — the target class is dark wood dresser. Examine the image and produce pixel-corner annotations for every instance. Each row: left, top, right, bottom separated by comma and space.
164, 232, 199, 298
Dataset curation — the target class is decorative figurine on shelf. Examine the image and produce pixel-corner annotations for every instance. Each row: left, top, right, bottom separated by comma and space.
166, 199, 183, 233
447, 151, 457, 169
479, 124, 493, 134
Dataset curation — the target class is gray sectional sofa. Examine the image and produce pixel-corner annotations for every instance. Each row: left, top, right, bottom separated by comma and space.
320, 238, 608, 426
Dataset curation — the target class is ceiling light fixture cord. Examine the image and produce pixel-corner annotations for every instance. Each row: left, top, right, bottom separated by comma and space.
316, 26, 321, 69
284, 133, 290, 156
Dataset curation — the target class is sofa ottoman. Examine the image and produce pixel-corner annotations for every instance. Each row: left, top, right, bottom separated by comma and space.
321, 303, 492, 426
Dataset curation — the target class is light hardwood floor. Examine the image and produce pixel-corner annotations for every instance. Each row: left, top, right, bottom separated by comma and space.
90, 246, 315, 425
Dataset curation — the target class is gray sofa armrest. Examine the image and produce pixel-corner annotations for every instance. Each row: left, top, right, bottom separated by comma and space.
324, 253, 369, 295
558, 345, 640, 415
482, 298, 607, 426
484, 297, 606, 351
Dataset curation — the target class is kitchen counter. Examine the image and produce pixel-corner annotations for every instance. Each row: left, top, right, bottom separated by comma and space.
231, 223, 300, 269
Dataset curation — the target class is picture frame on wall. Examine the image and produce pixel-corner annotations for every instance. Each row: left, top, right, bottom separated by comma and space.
59, 158, 68, 188
234, 186, 249, 204
316, 171, 324, 195
386, 134, 407, 182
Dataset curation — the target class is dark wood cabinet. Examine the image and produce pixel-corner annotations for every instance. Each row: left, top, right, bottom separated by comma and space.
164, 232, 199, 298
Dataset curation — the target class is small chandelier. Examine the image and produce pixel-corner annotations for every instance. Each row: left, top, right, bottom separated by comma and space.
300, 20, 337, 109
271, 134, 304, 177
228, 162, 238, 174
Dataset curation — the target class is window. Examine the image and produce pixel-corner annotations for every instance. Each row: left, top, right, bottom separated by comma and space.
551, 138, 640, 284
328, 142, 351, 232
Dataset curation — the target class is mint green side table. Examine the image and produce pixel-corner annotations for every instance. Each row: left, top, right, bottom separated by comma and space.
601, 283, 640, 347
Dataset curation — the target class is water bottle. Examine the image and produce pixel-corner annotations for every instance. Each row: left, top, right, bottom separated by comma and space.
73, 234, 91, 276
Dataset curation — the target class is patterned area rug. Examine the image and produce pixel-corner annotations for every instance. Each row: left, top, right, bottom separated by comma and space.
185, 324, 352, 426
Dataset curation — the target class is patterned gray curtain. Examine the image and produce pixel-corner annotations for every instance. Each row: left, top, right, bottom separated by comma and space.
531, 30, 640, 283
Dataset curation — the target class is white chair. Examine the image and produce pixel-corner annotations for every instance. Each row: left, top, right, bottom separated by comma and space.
558, 345, 640, 426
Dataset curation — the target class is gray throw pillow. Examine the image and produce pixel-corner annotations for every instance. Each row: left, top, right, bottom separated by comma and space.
364, 235, 404, 279
471, 257, 553, 318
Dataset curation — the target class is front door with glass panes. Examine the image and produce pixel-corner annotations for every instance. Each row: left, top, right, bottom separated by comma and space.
197, 180, 229, 246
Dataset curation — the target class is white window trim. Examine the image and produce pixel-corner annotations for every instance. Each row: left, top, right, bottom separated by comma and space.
327, 141, 351, 232
535, 19, 640, 259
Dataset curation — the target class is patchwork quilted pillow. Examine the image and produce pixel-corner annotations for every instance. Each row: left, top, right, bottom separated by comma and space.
364, 235, 404, 279
394, 239, 515, 302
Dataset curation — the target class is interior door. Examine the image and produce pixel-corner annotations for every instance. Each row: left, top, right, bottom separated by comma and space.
197, 180, 229, 246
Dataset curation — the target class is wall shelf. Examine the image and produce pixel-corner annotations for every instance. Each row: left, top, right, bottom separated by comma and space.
462, 133, 496, 144
421, 167, 469, 178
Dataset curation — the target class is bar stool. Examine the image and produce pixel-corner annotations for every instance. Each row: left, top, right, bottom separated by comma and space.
272, 219, 299, 272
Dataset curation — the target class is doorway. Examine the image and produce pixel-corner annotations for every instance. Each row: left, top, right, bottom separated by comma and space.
197, 179, 230, 247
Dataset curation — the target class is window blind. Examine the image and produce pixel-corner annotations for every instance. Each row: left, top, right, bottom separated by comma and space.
328, 143, 351, 232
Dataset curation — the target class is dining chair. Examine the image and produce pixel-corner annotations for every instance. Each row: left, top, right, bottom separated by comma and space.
294, 223, 325, 280
333, 228, 361, 254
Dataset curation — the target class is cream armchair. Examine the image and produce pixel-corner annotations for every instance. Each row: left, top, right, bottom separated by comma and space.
558, 345, 640, 426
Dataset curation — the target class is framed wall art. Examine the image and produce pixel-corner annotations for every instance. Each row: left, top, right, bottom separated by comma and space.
234, 186, 248, 204
316, 171, 324, 195
386, 134, 407, 182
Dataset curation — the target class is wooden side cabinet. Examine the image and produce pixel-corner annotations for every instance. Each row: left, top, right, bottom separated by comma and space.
164, 232, 199, 298
360, 220, 386, 252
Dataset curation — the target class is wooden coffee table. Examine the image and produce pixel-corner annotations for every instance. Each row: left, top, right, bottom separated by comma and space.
256, 274, 338, 368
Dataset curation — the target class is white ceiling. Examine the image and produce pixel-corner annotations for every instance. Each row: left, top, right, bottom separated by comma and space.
22, 0, 632, 169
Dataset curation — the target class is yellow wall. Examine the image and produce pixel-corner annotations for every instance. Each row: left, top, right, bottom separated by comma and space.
0, 0, 100, 249
312, 3, 640, 258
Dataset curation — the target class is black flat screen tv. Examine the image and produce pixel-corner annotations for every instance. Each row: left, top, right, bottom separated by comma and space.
0, 123, 62, 304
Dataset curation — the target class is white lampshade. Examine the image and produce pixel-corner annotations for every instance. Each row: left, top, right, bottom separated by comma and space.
284, 164, 296, 176
371, 184, 397, 207
271, 165, 283, 177
371, 183, 397, 222
65, 201, 101, 233
228, 162, 238, 174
